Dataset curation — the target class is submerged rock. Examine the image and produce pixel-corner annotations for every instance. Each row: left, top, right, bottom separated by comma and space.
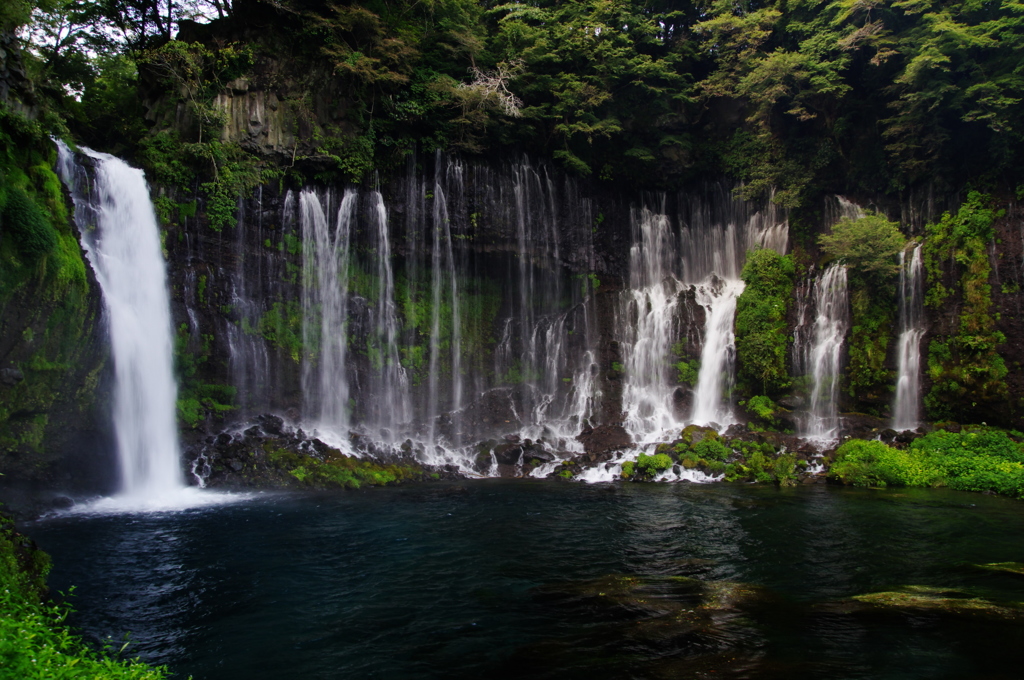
973, 562, 1024, 577
845, 585, 1024, 620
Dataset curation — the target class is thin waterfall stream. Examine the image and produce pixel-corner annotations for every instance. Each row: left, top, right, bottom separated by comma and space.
893, 244, 925, 431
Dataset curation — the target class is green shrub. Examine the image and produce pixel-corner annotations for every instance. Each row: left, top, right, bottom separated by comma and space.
636, 452, 673, 475
692, 437, 731, 461
735, 249, 795, 395
829, 431, 1024, 498
621, 461, 635, 477
772, 453, 798, 486
675, 359, 699, 386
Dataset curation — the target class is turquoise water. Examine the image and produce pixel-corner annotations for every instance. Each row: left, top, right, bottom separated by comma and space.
31, 482, 1024, 679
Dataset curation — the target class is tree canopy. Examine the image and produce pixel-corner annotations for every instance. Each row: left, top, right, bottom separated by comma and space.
4, 0, 1024, 200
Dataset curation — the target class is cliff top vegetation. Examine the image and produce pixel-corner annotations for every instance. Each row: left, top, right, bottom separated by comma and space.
3, 0, 1023, 211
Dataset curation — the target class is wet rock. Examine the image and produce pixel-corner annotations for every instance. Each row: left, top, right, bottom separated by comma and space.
723, 423, 746, 437
50, 495, 74, 510
576, 423, 632, 456
839, 412, 888, 440
680, 424, 717, 446
244, 426, 261, 438
258, 413, 284, 435
972, 561, 1024, 577
846, 585, 1024, 620
0, 368, 24, 386
493, 443, 524, 466
894, 429, 919, 444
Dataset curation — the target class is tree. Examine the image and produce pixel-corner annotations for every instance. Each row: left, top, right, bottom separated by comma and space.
818, 213, 906, 278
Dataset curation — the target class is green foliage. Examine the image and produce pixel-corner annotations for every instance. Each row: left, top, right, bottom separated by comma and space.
742, 395, 780, 428
772, 453, 799, 487
922, 192, 1007, 420
830, 430, 1024, 498
393, 270, 502, 386
735, 249, 796, 395
675, 359, 699, 386
243, 302, 305, 363
636, 452, 673, 476
0, 517, 170, 679
819, 214, 906, 279
846, 285, 895, 402
620, 460, 635, 478
174, 324, 235, 428
692, 437, 731, 462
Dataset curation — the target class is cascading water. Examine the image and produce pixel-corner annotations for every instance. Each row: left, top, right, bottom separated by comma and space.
619, 190, 788, 443
621, 206, 683, 439
56, 143, 183, 499
690, 278, 743, 426
301, 189, 355, 443
425, 161, 463, 452
801, 263, 849, 443
366, 191, 411, 436
892, 244, 924, 431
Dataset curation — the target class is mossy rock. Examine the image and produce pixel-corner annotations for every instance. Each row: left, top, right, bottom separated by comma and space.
973, 562, 1024, 577
850, 585, 1024, 620
680, 424, 718, 446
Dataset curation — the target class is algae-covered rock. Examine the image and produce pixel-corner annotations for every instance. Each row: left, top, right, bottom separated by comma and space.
849, 585, 1024, 619
973, 562, 1024, 577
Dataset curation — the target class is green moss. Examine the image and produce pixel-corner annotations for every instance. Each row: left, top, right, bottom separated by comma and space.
922, 193, 1007, 420
242, 302, 305, 362
266, 443, 425, 489
174, 325, 236, 428
392, 270, 502, 386
2, 186, 57, 261
735, 248, 796, 396
845, 284, 895, 403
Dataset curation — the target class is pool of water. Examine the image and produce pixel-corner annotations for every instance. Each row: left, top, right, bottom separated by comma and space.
30, 481, 1024, 679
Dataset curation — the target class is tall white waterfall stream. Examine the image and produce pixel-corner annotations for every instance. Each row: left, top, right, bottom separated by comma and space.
301, 189, 355, 445
801, 263, 849, 443
892, 244, 924, 430
57, 143, 184, 501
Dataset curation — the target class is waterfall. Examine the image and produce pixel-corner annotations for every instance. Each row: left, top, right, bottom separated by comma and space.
621, 206, 682, 439
56, 143, 183, 498
802, 263, 849, 443
892, 244, 924, 431
426, 159, 462, 450
366, 191, 410, 436
620, 190, 788, 442
690, 278, 743, 426
301, 189, 355, 439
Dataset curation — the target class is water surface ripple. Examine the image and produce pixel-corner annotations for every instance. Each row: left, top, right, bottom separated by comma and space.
32, 482, 1024, 679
